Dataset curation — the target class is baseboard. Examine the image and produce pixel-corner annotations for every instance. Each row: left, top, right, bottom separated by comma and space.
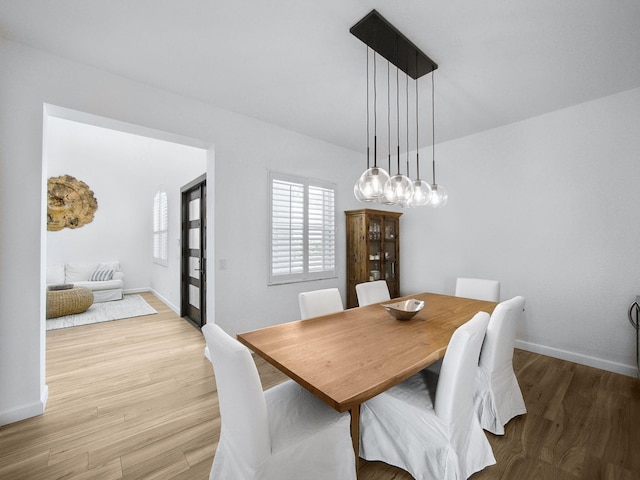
0, 385, 48, 426
148, 289, 179, 314
123, 287, 150, 295
515, 339, 638, 378
123, 288, 180, 314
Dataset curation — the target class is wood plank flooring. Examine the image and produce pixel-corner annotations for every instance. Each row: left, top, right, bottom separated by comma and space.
1, 291, 638, 479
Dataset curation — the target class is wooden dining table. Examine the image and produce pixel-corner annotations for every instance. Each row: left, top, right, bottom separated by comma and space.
236, 291, 497, 463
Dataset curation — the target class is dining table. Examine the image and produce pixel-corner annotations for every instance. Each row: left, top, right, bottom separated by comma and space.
236, 291, 498, 465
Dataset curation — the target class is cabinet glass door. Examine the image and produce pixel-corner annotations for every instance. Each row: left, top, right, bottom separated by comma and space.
368, 218, 382, 281
384, 219, 397, 280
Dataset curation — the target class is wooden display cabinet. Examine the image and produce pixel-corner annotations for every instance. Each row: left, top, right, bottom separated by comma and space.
345, 209, 402, 308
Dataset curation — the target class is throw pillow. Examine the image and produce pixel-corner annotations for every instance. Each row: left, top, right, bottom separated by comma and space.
90, 268, 114, 282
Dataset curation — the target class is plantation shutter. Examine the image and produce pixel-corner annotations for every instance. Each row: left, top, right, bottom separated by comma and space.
269, 172, 336, 284
271, 179, 305, 276
308, 185, 335, 273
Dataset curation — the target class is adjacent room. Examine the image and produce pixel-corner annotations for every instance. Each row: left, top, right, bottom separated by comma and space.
44, 114, 207, 328
1, 1, 639, 479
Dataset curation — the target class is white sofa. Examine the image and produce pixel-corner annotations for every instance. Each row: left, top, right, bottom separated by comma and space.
47, 260, 124, 303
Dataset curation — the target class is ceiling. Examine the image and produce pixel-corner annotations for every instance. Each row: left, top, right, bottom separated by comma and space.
1, 0, 639, 153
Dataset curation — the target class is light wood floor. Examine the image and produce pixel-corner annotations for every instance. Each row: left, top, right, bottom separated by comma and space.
1, 292, 639, 479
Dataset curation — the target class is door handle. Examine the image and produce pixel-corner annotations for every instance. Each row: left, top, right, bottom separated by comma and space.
196, 258, 206, 275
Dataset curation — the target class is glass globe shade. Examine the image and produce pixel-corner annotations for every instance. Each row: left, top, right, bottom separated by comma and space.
384, 175, 415, 205
400, 195, 416, 208
354, 182, 375, 202
357, 167, 390, 201
429, 184, 449, 208
411, 179, 433, 206
380, 189, 397, 205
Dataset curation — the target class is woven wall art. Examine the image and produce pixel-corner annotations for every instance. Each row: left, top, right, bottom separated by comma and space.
47, 175, 98, 231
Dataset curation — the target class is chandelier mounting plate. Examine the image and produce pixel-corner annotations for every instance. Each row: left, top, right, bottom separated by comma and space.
350, 9, 437, 79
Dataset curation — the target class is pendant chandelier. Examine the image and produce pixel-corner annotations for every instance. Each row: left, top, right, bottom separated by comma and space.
351, 10, 446, 208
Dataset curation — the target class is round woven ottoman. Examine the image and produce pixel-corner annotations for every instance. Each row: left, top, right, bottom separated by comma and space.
47, 286, 94, 319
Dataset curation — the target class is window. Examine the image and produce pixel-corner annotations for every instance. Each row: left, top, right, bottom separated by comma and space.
153, 189, 168, 266
269, 171, 336, 284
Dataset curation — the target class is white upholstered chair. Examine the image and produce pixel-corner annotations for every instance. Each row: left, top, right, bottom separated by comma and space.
359, 312, 495, 480
298, 287, 343, 320
455, 277, 501, 302
474, 296, 527, 435
355, 280, 391, 306
202, 324, 356, 480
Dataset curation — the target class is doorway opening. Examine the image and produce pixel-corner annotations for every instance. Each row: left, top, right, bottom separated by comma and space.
42, 105, 213, 397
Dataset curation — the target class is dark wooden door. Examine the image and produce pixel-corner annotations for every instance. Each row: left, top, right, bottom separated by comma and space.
181, 174, 206, 328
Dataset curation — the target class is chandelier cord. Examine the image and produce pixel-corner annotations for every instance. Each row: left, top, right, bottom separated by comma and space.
366, 46, 370, 170
431, 70, 436, 186
373, 52, 377, 167
397, 73, 400, 175
415, 53, 420, 180
387, 60, 391, 173
406, 74, 411, 178
396, 53, 400, 167
406, 71, 409, 175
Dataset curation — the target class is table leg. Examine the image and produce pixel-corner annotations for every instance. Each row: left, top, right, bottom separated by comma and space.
350, 405, 360, 472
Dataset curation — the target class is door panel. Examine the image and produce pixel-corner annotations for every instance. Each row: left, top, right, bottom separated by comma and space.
181, 174, 206, 328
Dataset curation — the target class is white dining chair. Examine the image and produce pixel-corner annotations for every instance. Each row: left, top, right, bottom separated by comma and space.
474, 296, 527, 435
298, 287, 343, 319
359, 312, 495, 480
355, 280, 391, 306
455, 277, 501, 302
202, 323, 356, 480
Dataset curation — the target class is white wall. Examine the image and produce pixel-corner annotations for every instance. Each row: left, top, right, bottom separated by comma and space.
0, 39, 364, 425
402, 86, 640, 376
45, 116, 207, 311
4, 33, 638, 426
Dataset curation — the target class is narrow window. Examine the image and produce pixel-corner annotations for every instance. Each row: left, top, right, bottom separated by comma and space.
153, 189, 168, 266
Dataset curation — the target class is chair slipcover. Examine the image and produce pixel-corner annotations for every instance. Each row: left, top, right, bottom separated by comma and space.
360, 312, 495, 480
298, 287, 344, 319
202, 324, 356, 480
455, 277, 500, 302
355, 280, 391, 306
474, 296, 527, 435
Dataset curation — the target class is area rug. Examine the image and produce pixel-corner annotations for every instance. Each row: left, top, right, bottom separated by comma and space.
46, 294, 157, 330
